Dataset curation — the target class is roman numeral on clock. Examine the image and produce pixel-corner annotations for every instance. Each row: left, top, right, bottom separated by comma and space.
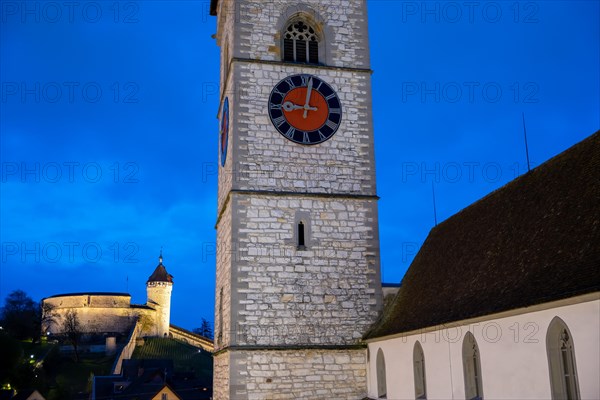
285, 78, 296, 88
273, 115, 286, 127
285, 126, 296, 138
325, 120, 338, 130
329, 108, 341, 115
302, 132, 310, 143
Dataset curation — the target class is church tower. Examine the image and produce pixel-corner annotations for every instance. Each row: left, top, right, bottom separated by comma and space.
211, 0, 382, 398
146, 252, 173, 337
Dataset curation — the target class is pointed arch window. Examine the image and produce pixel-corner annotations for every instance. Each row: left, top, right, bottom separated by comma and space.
376, 348, 387, 399
547, 317, 580, 400
462, 332, 483, 400
283, 19, 320, 64
414, 341, 427, 399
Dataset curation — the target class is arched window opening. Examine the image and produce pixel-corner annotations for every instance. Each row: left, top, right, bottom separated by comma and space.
376, 348, 387, 399
283, 19, 319, 64
297, 221, 306, 249
414, 341, 427, 399
547, 317, 580, 400
462, 332, 483, 400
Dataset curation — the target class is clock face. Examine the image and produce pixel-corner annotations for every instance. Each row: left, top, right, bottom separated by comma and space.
220, 97, 229, 167
268, 74, 342, 145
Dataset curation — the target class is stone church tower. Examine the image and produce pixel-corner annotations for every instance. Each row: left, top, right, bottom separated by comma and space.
146, 252, 173, 337
210, 0, 382, 398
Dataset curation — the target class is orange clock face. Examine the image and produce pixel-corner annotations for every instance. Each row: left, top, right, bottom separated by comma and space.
268, 74, 342, 145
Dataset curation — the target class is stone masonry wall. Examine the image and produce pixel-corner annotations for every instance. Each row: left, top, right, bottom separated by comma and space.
212, 1, 379, 398
219, 0, 371, 69
215, 204, 233, 350
43, 294, 138, 335
147, 282, 172, 336
232, 62, 376, 196
229, 194, 381, 347
214, 352, 231, 400
230, 349, 367, 400
216, 0, 376, 211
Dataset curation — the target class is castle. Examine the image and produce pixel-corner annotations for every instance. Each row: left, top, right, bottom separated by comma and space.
43, 253, 173, 338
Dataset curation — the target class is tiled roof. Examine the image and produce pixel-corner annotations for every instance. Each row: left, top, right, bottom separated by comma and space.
148, 263, 174, 283
365, 131, 600, 339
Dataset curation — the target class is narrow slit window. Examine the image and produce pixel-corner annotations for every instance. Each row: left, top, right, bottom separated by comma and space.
298, 221, 305, 248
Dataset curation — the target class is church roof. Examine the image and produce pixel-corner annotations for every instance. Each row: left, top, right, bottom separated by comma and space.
365, 130, 600, 340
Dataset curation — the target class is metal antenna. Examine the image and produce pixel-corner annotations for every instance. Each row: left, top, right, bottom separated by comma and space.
522, 112, 531, 172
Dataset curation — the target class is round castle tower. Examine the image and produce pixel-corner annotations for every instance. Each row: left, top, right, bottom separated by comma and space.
146, 252, 173, 337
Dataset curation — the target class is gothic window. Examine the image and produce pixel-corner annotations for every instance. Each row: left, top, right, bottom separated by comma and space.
462, 332, 483, 400
376, 348, 387, 399
547, 317, 580, 400
413, 341, 427, 399
283, 20, 319, 64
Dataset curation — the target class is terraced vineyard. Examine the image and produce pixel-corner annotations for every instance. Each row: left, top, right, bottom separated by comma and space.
132, 337, 212, 378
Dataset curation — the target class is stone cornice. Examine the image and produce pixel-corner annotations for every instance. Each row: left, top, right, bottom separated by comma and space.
213, 343, 367, 357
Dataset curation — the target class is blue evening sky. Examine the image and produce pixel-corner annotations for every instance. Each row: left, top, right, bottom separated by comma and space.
1, 1, 598, 330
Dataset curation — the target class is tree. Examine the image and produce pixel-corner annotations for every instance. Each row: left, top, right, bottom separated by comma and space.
62, 309, 82, 362
37, 301, 58, 337
193, 318, 213, 339
0, 290, 38, 340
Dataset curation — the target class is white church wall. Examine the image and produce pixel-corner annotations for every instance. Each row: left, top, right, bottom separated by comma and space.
367, 295, 599, 400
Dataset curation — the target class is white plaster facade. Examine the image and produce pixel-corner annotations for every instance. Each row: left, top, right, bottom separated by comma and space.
366, 294, 600, 400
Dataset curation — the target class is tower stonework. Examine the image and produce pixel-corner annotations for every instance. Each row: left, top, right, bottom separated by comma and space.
211, 1, 382, 398
146, 254, 173, 337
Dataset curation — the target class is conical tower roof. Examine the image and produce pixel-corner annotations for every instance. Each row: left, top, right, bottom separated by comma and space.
147, 251, 174, 283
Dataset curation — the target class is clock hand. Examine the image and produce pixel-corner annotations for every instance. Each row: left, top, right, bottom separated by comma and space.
283, 101, 316, 112
303, 77, 313, 119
